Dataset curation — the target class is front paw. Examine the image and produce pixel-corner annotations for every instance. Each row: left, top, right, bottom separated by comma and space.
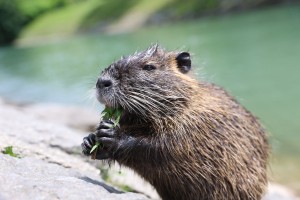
81, 133, 96, 156
81, 120, 120, 160
95, 120, 120, 153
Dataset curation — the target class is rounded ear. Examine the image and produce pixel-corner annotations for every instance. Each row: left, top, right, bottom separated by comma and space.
176, 52, 191, 74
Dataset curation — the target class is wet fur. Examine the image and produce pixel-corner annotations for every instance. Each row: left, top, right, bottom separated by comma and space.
95, 45, 269, 200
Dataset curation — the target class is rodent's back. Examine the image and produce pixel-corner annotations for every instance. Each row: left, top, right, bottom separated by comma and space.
95, 45, 269, 200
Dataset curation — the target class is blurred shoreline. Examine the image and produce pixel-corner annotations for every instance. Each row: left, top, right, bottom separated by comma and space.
1, 1, 297, 47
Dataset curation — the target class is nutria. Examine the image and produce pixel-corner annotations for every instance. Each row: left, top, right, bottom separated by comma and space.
81, 45, 269, 200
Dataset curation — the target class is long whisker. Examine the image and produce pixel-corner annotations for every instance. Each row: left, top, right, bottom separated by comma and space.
133, 86, 187, 102
128, 91, 177, 114
128, 94, 162, 111
127, 95, 160, 117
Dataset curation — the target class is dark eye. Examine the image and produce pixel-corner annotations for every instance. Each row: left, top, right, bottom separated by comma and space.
143, 64, 156, 71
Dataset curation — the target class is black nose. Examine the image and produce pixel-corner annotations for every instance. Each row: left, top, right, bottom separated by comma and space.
96, 78, 112, 89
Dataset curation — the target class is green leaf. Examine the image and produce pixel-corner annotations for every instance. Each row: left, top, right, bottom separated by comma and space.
101, 107, 122, 126
114, 107, 122, 118
2, 146, 19, 158
114, 115, 121, 127
102, 111, 112, 121
113, 107, 122, 127
90, 142, 100, 154
102, 107, 114, 119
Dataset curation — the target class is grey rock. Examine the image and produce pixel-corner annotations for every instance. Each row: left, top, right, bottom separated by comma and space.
106, 164, 160, 200
20, 103, 100, 132
0, 100, 148, 200
263, 184, 300, 200
0, 155, 147, 200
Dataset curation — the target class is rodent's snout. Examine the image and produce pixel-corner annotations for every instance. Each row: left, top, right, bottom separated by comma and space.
95, 76, 116, 106
96, 77, 113, 89
96, 76, 119, 108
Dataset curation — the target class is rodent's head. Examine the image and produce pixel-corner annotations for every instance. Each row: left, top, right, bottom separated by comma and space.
96, 45, 197, 119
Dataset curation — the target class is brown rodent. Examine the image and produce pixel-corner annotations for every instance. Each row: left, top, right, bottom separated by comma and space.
82, 45, 269, 200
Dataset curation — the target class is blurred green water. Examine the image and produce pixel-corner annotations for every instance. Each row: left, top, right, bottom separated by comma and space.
0, 5, 299, 192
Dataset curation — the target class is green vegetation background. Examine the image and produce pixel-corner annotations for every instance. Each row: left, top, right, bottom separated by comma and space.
0, 0, 294, 45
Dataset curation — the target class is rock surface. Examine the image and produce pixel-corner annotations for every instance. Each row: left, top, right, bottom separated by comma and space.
264, 184, 300, 200
0, 98, 298, 200
0, 99, 148, 200
0, 156, 147, 200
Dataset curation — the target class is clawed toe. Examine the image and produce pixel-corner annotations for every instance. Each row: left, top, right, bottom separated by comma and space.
81, 133, 96, 156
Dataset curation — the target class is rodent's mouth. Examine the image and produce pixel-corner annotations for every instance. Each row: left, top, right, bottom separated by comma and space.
96, 88, 123, 110
104, 104, 123, 111
95, 90, 106, 104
